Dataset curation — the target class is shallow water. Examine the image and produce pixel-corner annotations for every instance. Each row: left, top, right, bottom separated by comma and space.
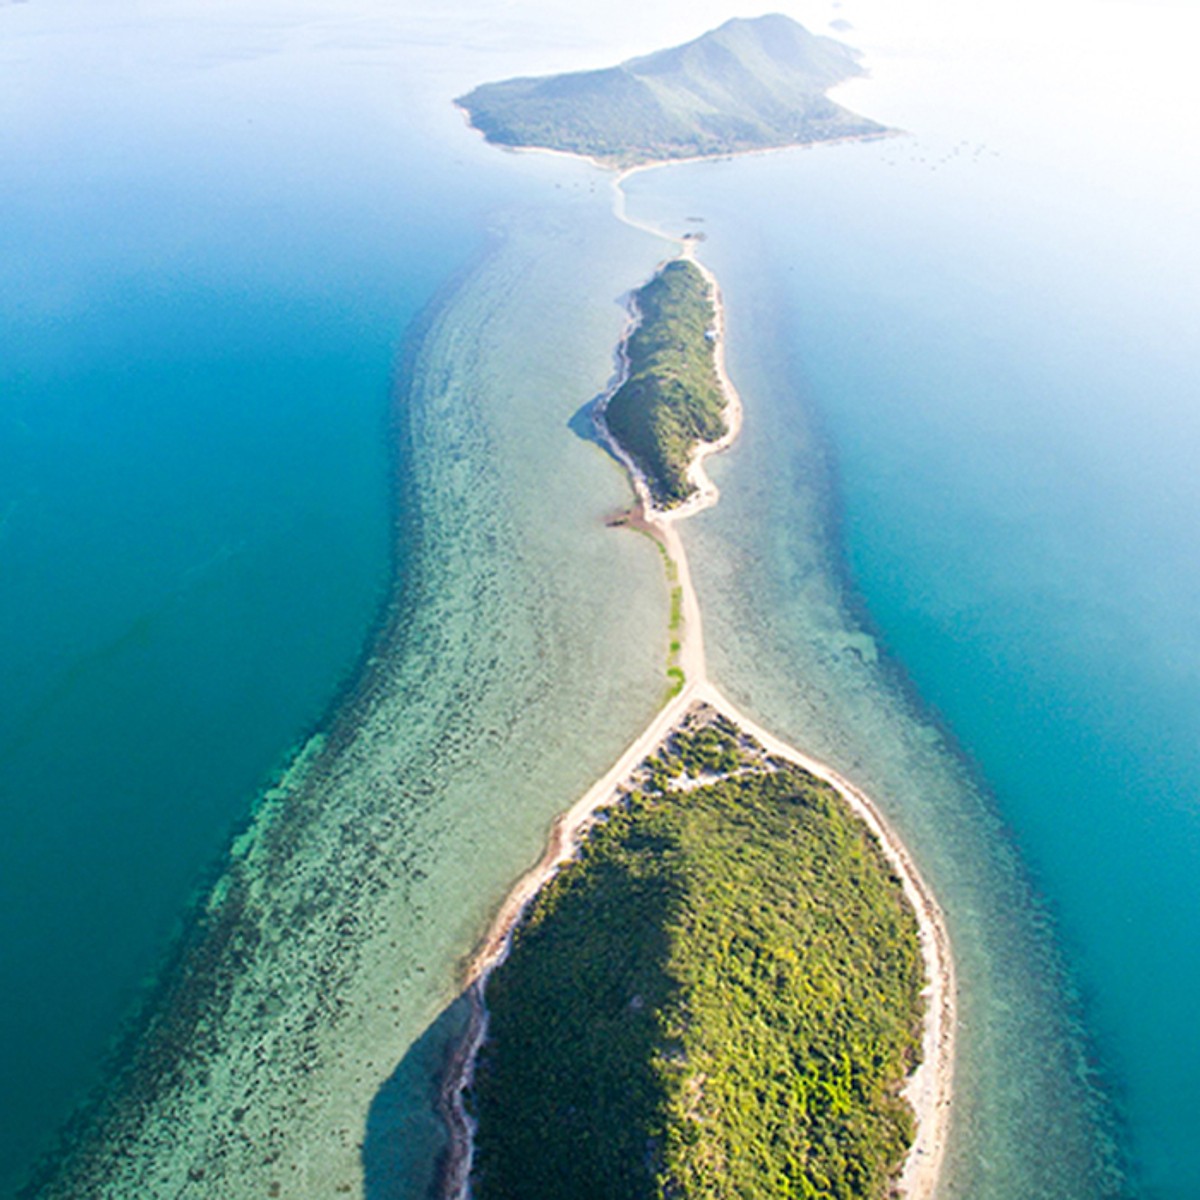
639, 199, 1124, 1195
0, 1, 601, 1189
6, 0, 1197, 1195
28, 175, 679, 1195
623, 5, 1200, 1186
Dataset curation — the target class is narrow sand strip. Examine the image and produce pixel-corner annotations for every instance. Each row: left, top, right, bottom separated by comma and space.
438, 176, 953, 1200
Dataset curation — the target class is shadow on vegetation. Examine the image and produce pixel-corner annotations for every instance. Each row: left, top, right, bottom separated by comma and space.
363, 995, 471, 1200
470, 848, 678, 1199
361, 839, 678, 1200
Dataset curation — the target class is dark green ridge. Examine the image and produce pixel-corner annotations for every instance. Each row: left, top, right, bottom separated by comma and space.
604, 258, 727, 508
456, 14, 889, 168
470, 713, 925, 1200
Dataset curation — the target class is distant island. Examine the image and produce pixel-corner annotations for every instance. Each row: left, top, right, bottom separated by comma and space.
470, 708, 925, 1200
602, 258, 729, 509
456, 13, 890, 168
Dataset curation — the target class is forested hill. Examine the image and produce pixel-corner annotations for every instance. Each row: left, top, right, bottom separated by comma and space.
469, 711, 925, 1199
603, 258, 727, 510
456, 13, 889, 167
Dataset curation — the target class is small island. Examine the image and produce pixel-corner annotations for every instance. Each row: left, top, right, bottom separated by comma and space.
602, 258, 728, 509
456, 14, 890, 168
469, 708, 925, 1200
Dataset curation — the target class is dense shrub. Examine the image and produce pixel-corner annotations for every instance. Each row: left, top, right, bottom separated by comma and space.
604, 260, 727, 508
471, 732, 925, 1200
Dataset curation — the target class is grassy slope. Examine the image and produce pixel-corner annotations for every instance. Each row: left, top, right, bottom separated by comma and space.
603, 259, 727, 508
471, 723, 925, 1200
456, 15, 887, 167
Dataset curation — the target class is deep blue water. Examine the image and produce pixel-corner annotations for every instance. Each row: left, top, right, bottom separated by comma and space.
803, 182, 1200, 1198
0, 4, 530, 1189
762, 97, 1200, 1200
6, 1, 1199, 1195
629, 22, 1200, 1187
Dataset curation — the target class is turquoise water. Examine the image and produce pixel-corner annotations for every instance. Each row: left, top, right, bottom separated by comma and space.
2, 6, 677, 1194
0, 2, 528, 1190
6, 0, 1198, 1196
29, 178, 674, 1199
624, 7, 1200, 1191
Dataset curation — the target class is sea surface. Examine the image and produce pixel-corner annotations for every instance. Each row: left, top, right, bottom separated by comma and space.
0, 1, 538, 1189
627, 4, 1200, 1195
2, 0, 1198, 1197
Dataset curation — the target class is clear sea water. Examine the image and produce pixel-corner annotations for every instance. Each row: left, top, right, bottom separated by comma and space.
626, 4, 1200, 1194
0, 1, 519, 1188
3, 0, 1198, 1197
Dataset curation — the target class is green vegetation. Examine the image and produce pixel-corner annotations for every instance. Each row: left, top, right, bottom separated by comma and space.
656, 539, 679, 584
471, 717, 925, 1200
649, 716, 744, 782
668, 585, 684, 630
660, 551, 685, 697
456, 14, 888, 168
605, 259, 726, 508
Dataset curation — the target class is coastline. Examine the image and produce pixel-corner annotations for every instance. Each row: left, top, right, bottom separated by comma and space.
451, 99, 899, 183
593, 237, 744, 529
437, 215, 954, 1199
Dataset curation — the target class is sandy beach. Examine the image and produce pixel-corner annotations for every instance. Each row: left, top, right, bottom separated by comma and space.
437, 214, 954, 1199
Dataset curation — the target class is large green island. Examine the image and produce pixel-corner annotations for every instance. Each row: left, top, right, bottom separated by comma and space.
456, 14, 889, 168
469, 710, 925, 1199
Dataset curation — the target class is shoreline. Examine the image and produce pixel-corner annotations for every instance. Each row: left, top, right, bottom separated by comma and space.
437, 696, 953, 1200
437, 201, 954, 1199
591, 237, 744, 531
693, 683, 955, 1200
451, 99, 899, 183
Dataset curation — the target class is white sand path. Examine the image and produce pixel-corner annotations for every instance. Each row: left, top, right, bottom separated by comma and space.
439, 169, 953, 1200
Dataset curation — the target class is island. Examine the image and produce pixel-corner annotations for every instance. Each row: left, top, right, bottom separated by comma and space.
470, 708, 925, 1199
11, 11, 978, 1200
438, 250, 951, 1200
456, 13, 890, 168
602, 258, 728, 508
